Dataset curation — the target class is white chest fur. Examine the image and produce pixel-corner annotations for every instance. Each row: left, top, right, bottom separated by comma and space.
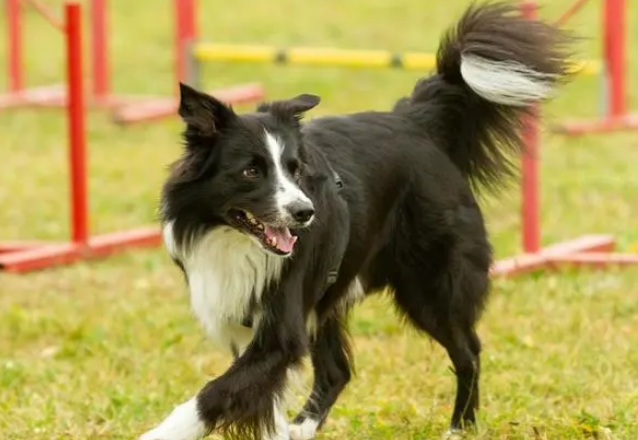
162, 223, 284, 352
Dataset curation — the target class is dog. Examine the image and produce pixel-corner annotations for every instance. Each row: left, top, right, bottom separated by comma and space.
139, 2, 573, 439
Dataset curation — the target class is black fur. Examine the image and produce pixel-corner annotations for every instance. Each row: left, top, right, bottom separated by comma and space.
158, 2, 573, 439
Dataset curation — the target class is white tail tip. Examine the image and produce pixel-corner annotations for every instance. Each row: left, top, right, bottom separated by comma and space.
460, 54, 557, 106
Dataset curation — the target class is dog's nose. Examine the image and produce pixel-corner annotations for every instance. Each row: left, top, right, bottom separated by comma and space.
288, 201, 315, 223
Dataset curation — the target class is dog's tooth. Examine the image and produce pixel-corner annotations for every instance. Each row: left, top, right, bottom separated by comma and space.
256, 223, 264, 230
270, 237, 278, 247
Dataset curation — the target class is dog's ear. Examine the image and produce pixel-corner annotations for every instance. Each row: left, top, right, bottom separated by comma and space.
178, 83, 236, 135
257, 93, 320, 121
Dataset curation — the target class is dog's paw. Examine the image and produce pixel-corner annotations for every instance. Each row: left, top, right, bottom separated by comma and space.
261, 409, 291, 440
138, 428, 167, 440
289, 418, 319, 440
137, 399, 207, 440
262, 429, 292, 440
442, 428, 465, 440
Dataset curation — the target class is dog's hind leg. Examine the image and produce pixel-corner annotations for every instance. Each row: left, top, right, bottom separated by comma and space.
289, 313, 353, 440
388, 250, 487, 432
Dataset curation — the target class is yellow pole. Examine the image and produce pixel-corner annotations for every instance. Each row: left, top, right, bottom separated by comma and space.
192, 43, 601, 77
193, 44, 437, 70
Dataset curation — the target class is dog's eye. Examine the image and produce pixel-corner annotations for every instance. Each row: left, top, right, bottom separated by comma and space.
288, 161, 301, 180
242, 166, 260, 179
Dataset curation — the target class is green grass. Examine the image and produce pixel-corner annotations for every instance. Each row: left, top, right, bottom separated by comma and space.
1, 0, 638, 439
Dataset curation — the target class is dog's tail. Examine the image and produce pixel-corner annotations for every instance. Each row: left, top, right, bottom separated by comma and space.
395, 1, 574, 192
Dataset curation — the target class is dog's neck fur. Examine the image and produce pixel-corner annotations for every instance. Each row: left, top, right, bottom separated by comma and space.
162, 221, 284, 352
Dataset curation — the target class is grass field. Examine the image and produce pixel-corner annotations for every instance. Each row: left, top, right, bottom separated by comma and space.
1, 0, 638, 439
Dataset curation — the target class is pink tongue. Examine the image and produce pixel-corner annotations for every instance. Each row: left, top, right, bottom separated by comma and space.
264, 225, 297, 253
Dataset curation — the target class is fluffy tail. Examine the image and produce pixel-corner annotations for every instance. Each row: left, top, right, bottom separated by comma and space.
395, 1, 575, 191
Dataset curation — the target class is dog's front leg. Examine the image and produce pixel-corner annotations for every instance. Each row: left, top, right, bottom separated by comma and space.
138, 398, 206, 440
138, 280, 308, 440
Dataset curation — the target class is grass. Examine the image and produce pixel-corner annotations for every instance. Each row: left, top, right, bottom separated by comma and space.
1, 0, 638, 438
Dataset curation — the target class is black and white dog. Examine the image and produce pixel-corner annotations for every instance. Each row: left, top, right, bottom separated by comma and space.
139, 3, 572, 440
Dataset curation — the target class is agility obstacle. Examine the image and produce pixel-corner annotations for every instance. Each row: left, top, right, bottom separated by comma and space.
110, 0, 265, 125
0, 2, 161, 274
3, 1, 634, 275
183, 24, 599, 90
1, 0, 265, 119
490, 102, 638, 276
491, 1, 638, 277
114, 0, 602, 125
2, 0, 139, 109
491, 100, 638, 276
554, 0, 638, 135
190, 45, 438, 77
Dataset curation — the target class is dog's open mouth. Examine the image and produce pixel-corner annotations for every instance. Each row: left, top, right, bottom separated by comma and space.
230, 209, 298, 255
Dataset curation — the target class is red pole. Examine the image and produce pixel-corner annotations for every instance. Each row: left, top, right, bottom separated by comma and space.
7, 0, 23, 92
520, 1, 540, 254
603, 0, 626, 118
66, 2, 89, 245
555, 0, 589, 26
175, 0, 196, 92
91, 0, 108, 101
521, 108, 540, 254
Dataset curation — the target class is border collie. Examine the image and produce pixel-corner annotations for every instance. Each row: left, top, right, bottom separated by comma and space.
139, 3, 572, 439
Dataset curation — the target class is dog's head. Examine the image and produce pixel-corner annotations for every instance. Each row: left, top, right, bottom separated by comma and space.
161, 83, 321, 257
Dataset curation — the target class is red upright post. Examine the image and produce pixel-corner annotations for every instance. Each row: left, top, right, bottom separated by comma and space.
66, 2, 89, 245
522, 109, 540, 253
603, 0, 625, 118
554, 0, 638, 135
7, 0, 23, 93
175, 0, 196, 88
90, 0, 109, 102
520, 1, 540, 254
110, 0, 263, 125
555, 0, 590, 26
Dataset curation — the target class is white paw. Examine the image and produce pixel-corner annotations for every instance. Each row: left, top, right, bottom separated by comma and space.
262, 404, 290, 440
138, 399, 207, 440
262, 429, 290, 440
289, 418, 319, 440
442, 428, 465, 440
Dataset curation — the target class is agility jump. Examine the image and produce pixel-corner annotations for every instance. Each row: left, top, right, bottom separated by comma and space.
554, 0, 638, 135
184, 34, 599, 91
1, 0, 264, 117
1, 0, 148, 109
3, 1, 635, 275
0, 2, 162, 273
491, 0, 638, 276
113, 0, 608, 126
110, 0, 264, 125
187, 45, 598, 84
